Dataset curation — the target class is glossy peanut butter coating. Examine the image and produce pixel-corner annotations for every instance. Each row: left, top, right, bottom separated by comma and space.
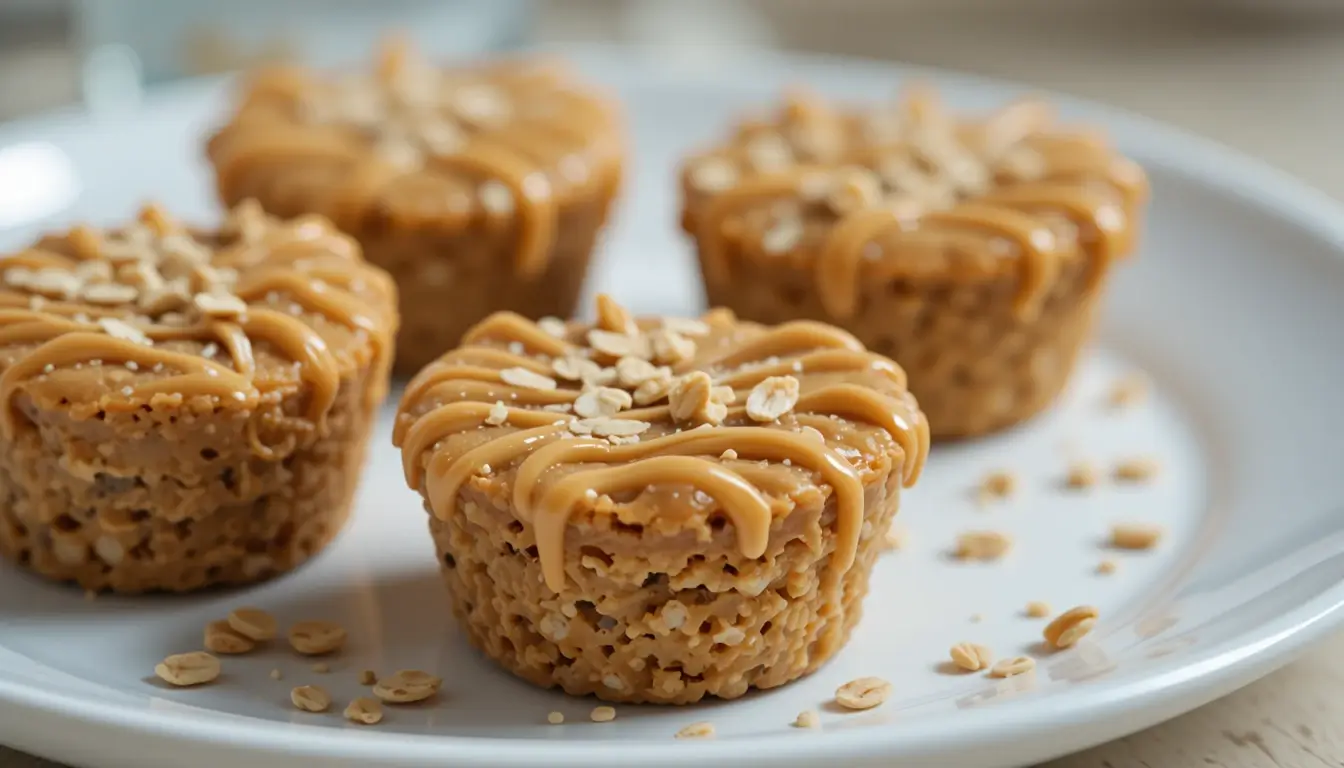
0, 202, 397, 453
395, 296, 928, 595
208, 38, 624, 280
681, 86, 1149, 320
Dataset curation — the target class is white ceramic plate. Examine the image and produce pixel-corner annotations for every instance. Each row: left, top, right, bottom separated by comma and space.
2, 45, 1344, 768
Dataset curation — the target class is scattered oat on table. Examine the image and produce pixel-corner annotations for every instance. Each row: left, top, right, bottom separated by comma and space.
1107, 373, 1148, 409
203, 619, 255, 654
834, 676, 891, 710
344, 697, 384, 725
970, 613, 984, 623
226, 607, 277, 641
793, 710, 820, 729
989, 656, 1036, 678
83, 589, 97, 602
675, 721, 716, 739
1044, 605, 1100, 650
954, 531, 1012, 561
547, 711, 565, 725
1064, 461, 1099, 490
359, 669, 377, 685
590, 705, 617, 723
977, 470, 1017, 503
372, 669, 442, 704
1024, 601, 1052, 619
949, 642, 994, 672
1097, 559, 1119, 575
287, 620, 347, 655
1113, 456, 1160, 483
269, 668, 283, 681
290, 685, 332, 713
311, 662, 330, 674
1110, 522, 1163, 550
155, 651, 221, 687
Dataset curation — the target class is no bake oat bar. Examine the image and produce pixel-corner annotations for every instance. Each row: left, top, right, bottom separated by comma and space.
209, 38, 624, 374
395, 295, 928, 703
680, 87, 1148, 438
0, 202, 396, 592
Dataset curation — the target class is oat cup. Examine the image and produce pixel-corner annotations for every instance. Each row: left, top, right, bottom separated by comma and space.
0, 202, 397, 592
208, 38, 625, 375
680, 87, 1148, 438
395, 295, 928, 703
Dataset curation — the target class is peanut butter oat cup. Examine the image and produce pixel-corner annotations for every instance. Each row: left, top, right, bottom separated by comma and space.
396, 295, 928, 704
0, 202, 397, 593
680, 87, 1148, 438
208, 38, 624, 375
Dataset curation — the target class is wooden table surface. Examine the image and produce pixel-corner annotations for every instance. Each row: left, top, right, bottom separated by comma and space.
3, 6, 1343, 767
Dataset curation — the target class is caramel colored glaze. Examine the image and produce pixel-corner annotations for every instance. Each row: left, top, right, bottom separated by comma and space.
682, 89, 1149, 321
396, 301, 928, 595
208, 39, 623, 280
0, 203, 397, 452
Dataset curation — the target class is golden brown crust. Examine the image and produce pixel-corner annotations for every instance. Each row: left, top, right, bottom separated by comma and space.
396, 295, 927, 702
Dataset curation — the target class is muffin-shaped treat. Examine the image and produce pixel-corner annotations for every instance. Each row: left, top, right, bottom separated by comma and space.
0, 202, 397, 593
680, 87, 1148, 438
208, 39, 624, 375
395, 294, 928, 703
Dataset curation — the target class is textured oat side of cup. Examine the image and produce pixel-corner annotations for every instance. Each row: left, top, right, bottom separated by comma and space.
395, 295, 928, 704
208, 37, 625, 375
0, 202, 397, 593
679, 87, 1149, 438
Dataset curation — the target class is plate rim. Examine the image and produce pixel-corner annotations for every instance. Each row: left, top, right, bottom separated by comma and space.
2, 42, 1344, 767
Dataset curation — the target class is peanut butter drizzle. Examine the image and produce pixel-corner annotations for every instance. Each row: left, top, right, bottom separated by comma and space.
0, 202, 395, 451
684, 88, 1149, 320
396, 296, 929, 596
210, 37, 622, 280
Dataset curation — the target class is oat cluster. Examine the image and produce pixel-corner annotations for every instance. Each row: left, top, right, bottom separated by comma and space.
299, 40, 515, 175
2, 204, 270, 331
686, 87, 1053, 240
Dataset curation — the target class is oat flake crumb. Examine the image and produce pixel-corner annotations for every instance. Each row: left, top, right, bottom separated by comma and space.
227, 606, 278, 641
203, 619, 255, 655
1107, 373, 1148, 408
155, 651, 221, 687
1114, 457, 1160, 483
834, 676, 891, 710
287, 620, 347, 655
547, 711, 565, 725
989, 656, 1036, 678
590, 705, 617, 723
1097, 559, 1119, 575
1024, 601, 1052, 619
949, 642, 994, 672
1111, 522, 1163, 550
1044, 605, 1100, 649
1065, 462, 1099, 490
978, 470, 1017, 501
344, 696, 384, 725
311, 662, 330, 674
675, 721, 716, 739
359, 669, 377, 685
954, 531, 1012, 561
792, 710, 820, 729
269, 668, 283, 681
373, 669, 442, 704
290, 685, 332, 713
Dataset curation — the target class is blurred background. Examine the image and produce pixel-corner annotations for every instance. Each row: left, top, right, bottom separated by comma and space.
0, 0, 1337, 239
1, 0, 1342, 192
